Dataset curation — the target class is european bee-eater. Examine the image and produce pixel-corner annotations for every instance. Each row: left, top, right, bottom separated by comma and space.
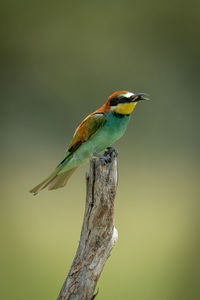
30, 91, 148, 195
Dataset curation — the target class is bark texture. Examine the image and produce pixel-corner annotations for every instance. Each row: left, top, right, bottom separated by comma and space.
57, 149, 118, 300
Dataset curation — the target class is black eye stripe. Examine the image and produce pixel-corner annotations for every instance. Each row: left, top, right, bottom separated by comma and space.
110, 98, 118, 106
110, 96, 129, 106
119, 97, 129, 103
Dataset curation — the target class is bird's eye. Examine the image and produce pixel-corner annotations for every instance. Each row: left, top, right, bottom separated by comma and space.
110, 96, 128, 106
118, 96, 127, 103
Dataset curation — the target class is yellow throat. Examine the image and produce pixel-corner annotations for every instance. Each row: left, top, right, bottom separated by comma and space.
114, 102, 136, 115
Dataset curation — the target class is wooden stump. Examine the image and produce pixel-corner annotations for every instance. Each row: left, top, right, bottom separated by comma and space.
57, 148, 118, 300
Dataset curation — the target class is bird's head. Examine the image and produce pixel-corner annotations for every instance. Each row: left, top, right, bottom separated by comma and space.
107, 90, 149, 115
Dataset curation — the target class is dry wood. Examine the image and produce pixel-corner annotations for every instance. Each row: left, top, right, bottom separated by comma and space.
57, 148, 118, 300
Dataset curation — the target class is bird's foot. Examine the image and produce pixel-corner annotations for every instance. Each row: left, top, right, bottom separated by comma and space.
93, 151, 112, 164
105, 146, 118, 157
93, 152, 104, 159
93, 147, 118, 164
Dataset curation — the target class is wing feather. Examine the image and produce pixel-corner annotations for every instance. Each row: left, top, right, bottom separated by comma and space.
67, 112, 106, 154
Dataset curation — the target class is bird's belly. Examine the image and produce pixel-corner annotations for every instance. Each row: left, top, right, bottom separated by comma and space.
91, 128, 121, 152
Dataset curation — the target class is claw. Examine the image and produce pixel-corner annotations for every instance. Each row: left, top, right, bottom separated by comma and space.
105, 147, 118, 157
104, 156, 112, 163
93, 147, 118, 164
93, 151, 111, 164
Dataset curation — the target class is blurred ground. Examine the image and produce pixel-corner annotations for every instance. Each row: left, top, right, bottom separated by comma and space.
0, 1, 200, 299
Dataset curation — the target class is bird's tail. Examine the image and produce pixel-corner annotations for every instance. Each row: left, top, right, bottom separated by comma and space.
30, 164, 77, 196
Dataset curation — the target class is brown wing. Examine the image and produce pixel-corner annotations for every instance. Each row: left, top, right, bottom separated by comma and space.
67, 112, 106, 154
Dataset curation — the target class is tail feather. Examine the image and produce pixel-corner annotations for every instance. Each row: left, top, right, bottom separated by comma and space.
29, 170, 58, 195
30, 167, 77, 195
48, 168, 77, 190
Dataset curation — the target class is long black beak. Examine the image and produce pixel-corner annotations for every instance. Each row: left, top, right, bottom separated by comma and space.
131, 93, 150, 103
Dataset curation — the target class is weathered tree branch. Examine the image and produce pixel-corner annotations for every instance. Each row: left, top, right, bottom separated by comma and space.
57, 148, 118, 300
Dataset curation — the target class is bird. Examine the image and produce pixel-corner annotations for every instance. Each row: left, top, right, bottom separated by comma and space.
30, 90, 148, 195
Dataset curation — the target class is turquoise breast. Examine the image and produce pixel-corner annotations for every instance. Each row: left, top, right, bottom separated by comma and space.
93, 112, 131, 152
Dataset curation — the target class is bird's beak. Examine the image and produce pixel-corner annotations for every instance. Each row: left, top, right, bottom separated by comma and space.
131, 93, 150, 103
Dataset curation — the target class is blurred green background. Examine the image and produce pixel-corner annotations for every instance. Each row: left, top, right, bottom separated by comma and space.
1, 0, 199, 299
